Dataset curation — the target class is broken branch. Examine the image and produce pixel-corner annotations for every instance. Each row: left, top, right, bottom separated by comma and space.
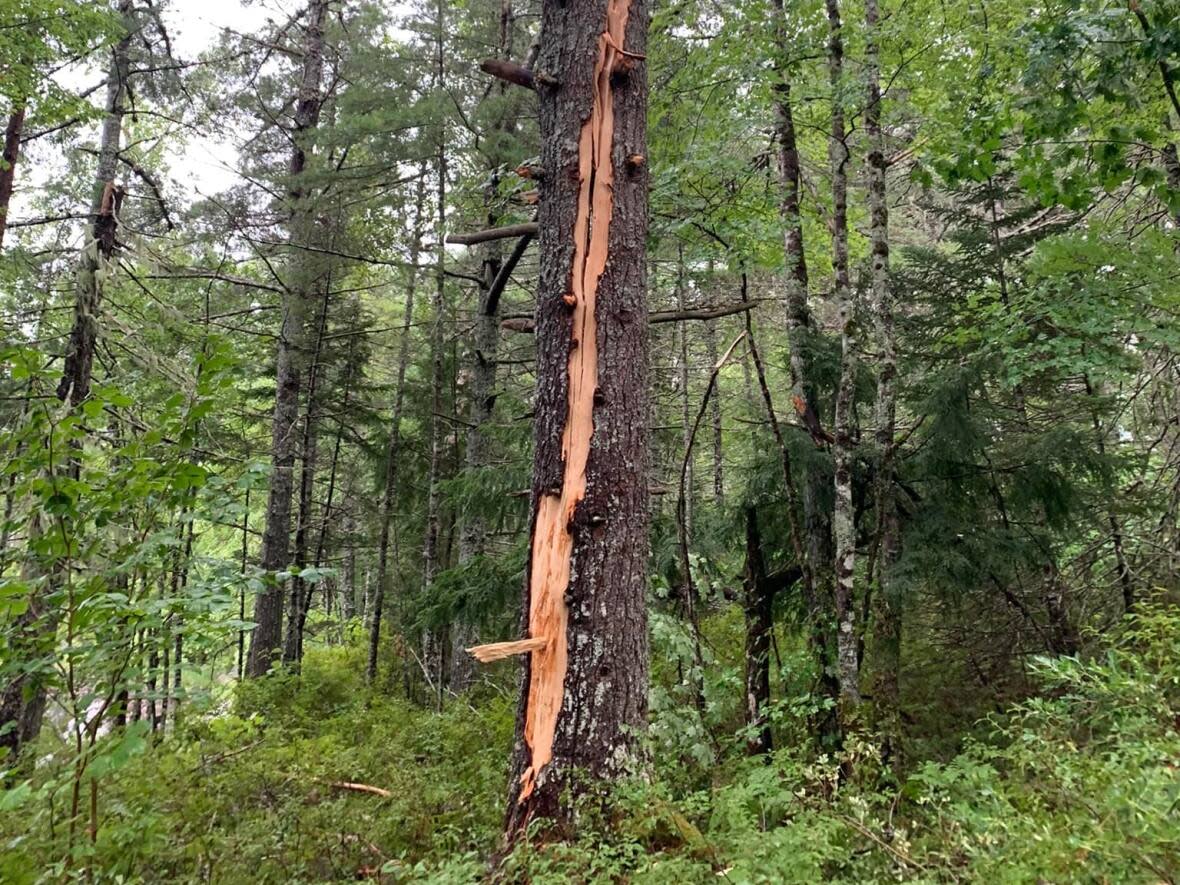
446, 221, 538, 246
327, 781, 394, 799
466, 636, 547, 663
501, 299, 757, 333
485, 229, 535, 315
479, 58, 557, 91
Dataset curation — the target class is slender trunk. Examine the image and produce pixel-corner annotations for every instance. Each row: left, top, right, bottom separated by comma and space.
238, 489, 250, 680
703, 316, 724, 503
367, 170, 428, 683
169, 513, 195, 726
1083, 374, 1135, 612
247, 0, 329, 677
466, 0, 650, 839
743, 508, 774, 756
421, 6, 450, 702
343, 511, 357, 620
864, 0, 901, 766
770, 0, 841, 736
450, 1, 519, 692
0, 103, 27, 250
741, 276, 840, 742
826, 0, 860, 711
283, 281, 331, 667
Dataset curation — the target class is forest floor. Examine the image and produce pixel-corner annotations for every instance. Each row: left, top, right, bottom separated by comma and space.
2, 605, 1178, 883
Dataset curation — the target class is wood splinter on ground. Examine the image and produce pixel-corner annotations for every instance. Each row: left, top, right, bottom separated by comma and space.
467, 0, 633, 806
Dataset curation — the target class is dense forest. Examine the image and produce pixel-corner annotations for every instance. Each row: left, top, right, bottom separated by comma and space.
1, 0, 1178, 880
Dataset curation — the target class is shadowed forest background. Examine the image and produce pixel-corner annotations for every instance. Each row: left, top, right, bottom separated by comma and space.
1, 0, 1179, 881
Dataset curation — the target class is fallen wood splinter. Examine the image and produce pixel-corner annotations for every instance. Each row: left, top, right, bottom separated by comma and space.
467, 636, 548, 663
327, 781, 394, 798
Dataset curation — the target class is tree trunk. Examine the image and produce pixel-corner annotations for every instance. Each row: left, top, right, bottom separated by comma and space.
825, 0, 860, 710
283, 281, 331, 668
703, 315, 724, 503
421, 2, 450, 703
770, 0, 841, 737
743, 508, 774, 756
367, 170, 427, 684
467, 0, 650, 840
864, 0, 902, 767
247, 0, 329, 677
0, 103, 27, 250
450, 0, 521, 693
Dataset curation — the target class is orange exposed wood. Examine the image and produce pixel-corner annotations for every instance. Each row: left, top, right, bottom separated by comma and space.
466, 636, 547, 662
468, 0, 633, 805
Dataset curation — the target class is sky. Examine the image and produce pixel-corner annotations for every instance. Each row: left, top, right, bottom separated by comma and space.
164, 0, 274, 195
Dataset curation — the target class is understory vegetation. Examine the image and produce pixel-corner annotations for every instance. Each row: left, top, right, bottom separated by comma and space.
3, 603, 1177, 883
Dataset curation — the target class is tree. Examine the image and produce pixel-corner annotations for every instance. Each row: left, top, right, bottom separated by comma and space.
246, 0, 331, 677
468, 0, 651, 838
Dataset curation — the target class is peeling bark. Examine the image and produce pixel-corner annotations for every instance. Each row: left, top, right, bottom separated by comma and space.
469, 0, 649, 839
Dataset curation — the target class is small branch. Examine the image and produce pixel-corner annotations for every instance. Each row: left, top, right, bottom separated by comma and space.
485, 230, 535, 315
327, 781, 393, 799
479, 58, 556, 91
502, 299, 757, 333
446, 221, 538, 246
649, 301, 757, 324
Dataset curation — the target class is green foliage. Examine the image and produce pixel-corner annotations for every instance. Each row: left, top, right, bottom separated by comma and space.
0, 643, 514, 883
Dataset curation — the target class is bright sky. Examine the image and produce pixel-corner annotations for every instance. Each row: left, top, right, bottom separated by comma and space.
18, 0, 413, 230
165, 0, 274, 195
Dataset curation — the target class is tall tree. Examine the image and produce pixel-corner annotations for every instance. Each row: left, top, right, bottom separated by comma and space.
247, 0, 330, 677
863, 0, 901, 763
824, 0, 861, 709
468, 0, 651, 838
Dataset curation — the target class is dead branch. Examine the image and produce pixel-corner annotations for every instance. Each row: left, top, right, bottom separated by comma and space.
446, 221, 538, 246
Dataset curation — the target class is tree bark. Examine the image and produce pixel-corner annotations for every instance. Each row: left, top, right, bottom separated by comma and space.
468, 0, 650, 840
769, 0, 841, 738
0, 103, 26, 251
421, 0, 450, 704
282, 281, 330, 668
247, 0, 330, 677
864, 0, 902, 767
825, 0, 860, 710
743, 508, 774, 756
